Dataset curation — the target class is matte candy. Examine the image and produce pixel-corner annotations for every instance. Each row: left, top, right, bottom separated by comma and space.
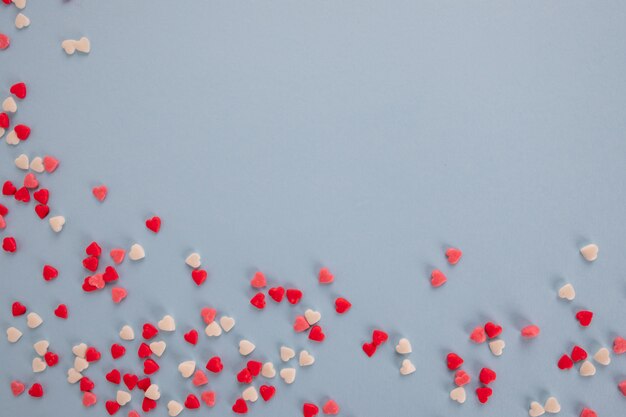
145, 216, 161, 233
450, 387, 466, 404
250, 271, 266, 288
476, 387, 492, 404
470, 326, 486, 343
575, 310, 593, 327
11, 381, 25, 396
430, 269, 447, 287
445, 247, 463, 264
334, 297, 352, 314
454, 370, 471, 386
184, 329, 198, 345
250, 292, 266, 309
286, 288, 303, 304
308, 325, 325, 342
54, 304, 68, 318
544, 397, 561, 413
28, 383, 44, 398
205, 356, 224, 373
106, 369, 121, 384
201, 391, 216, 407
268, 286, 285, 302
294, 316, 310, 332
259, 385, 276, 401
484, 322, 502, 338
399, 359, 415, 375
580, 408, 598, 417
613, 337, 626, 354
10, 82, 27, 99
579, 244, 598, 261
521, 325, 540, 338
318, 267, 334, 284
42, 265, 58, 281
362, 342, 377, 357
92, 185, 107, 201
571, 346, 588, 362
303, 403, 319, 417
479, 367, 496, 385
12, 301, 27, 316
372, 329, 388, 346
232, 398, 248, 414
446, 353, 464, 370
3, 236, 17, 252
322, 399, 339, 414
142, 323, 159, 339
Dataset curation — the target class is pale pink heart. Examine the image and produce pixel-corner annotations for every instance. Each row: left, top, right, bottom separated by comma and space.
192, 370, 208, 386
88, 274, 105, 289
293, 315, 310, 333
201, 391, 216, 407
11, 381, 25, 396
43, 156, 59, 173
111, 287, 127, 303
110, 248, 125, 264
201, 307, 217, 324
82, 391, 97, 407
322, 399, 339, 415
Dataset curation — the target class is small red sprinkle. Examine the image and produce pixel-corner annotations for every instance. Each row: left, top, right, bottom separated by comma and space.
445, 247, 463, 264
105, 400, 120, 415
110, 343, 126, 359
571, 345, 588, 362
247, 360, 262, 376
14, 124, 30, 140
430, 269, 447, 287
85, 347, 101, 362
137, 343, 152, 358
122, 373, 137, 389
0, 33, 9, 50
106, 369, 121, 384
28, 383, 44, 398
614, 336, 626, 354
0, 203, 8, 216
79, 376, 94, 392
191, 269, 207, 286
232, 398, 248, 414
0, 113, 9, 129
137, 377, 151, 391
142, 323, 159, 339
205, 356, 224, 373
470, 326, 487, 343
82, 256, 99, 272
34, 204, 49, 219
2, 181, 17, 196
362, 342, 377, 357
236, 368, 253, 384
318, 267, 334, 284
580, 408, 598, 417
184, 329, 198, 345
250, 271, 266, 288
142, 397, 157, 412
143, 359, 159, 374
521, 325, 540, 338
54, 304, 68, 319
14, 187, 30, 203
454, 370, 471, 386
484, 322, 502, 339
145, 216, 161, 233
23, 173, 38, 189
185, 394, 200, 409
33, 189, 49, 204
85, 241, 102, 257
92, 185, 107, 202
44, 351, 59, 367
557, 354, 574, 370
372, 329, 388, 346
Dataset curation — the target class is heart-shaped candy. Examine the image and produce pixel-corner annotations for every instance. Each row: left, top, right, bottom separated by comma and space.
239, 339, 255, 356
279, 367, 296, 384
449, 387, 466, 404
395, 338, 412, 354
579, 243, 598, 261
400, 359, 415, 375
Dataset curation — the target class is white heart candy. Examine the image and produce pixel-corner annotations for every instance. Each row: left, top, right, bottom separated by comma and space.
61, 40, 76, 55
205, 321, 222, 337
128, 243, 145, 260
529, 401, 545, 417
304, 309, 321, 325
558, 283, 575, 301
74, 357, 89, 372
2, 97, 17, 113
279, 367, 296, 384
157, 315, 176, 331
239, 340, 255, 356
149, 341, 166, 357
116, 390, 132, 405
298, 350, 315, 367
400, 359, 416, 375
261, 362, 276, 378
395, 338, 412, 355
178, 360, 196, 378
489, 339, 505, 356
30, 157, 44, 173
280, 346, 295, 362
242, 386, 258, 402
185, 252, 201, 268
27, 312, 43, 328
49, 216, 66, 233
75, 37, 91, 53
7, 327, 23, 343
72, 343, 87, 358
119, 325, 135, 341
15, 13, 30, 29
32, 357, 47, 373
579, 360, 596, 377
580, 243, 598, 261
15, 154, 29, 170
33, 340, 49, 356
6, 130, 19, 145
220, 316, 235, 332
593, 347, 611, 366
67, 368, 83, 384
12, 0, 26, 9
167, 400, 183, 417
145, 384, 160, 400
544, 397, 561, 413
0, 127, 4, 138
450, 386, 466, 404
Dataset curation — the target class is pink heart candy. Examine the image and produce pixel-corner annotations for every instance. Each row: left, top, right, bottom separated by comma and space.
110, 248, 125, 264
82, 391, 97, 407
201, 307, 216, 324
11, 380, 25, 396
454, 370, 471, 386
23, 173, 38, 189
111, 287, 127, 303
43, 156, 59, 173
201, 391, 216, 407
92, 185, 108, 202
128, 411, 141, 417
322, 399, 339, 415
619, 380, 626, 397
250, 271, 266, 288
88, 274, 105, 289
192, 370, 208, 386
293, 315, 310, 333
470, 326, 486, 343
614, 336, 626, 354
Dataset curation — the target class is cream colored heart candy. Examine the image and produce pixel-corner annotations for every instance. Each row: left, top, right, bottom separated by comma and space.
119, 325, 135, 341
15, 154, 29, 170
395, 338, 412, 355
128, 243, 145, 260
149, 341, 166, 357
67, 368, 83, 384
30, 157, 44, 173
580, 243, 598, 261
6, 130, 19, 145
13, 0, 26, 9
157, 315, 176, 331
72, 343, 87, 358
529, 401, 545, 417
116, 390, 132, 405
261, 362, 276, 378
74, 357, 89, 372
49, 216, 66, 233
32, 357, 47, 373
279, 367, 296, 384
220, 316, 235, 332
185, 252, 201, 268
239, 340, 255, 356
7, 327, 23, 343
167, 400, 183, 417
489, 339, 505, 356
400, 359, 415, 375
15, 13, 30, 29
242, 386, 258, 402
299, 350, 315, 367
544, 397, 560, 413
205, 321, 222, 337
27, 312, 43, 328
2, 97, 17, 113
579, 360, 596, 377
593, 347, 611, 366
449, 386, 466, 404
0, 128, 4, 138
558, 283, 575, 301
304, 309, 321, 325
178, 360, 196, 378
280, 346, 295, 362
62, 37, 90, 55
33, 340, 49, 356
145, 384, 160, 400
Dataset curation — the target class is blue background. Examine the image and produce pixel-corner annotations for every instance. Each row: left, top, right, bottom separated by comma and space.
1, 1, 626, 416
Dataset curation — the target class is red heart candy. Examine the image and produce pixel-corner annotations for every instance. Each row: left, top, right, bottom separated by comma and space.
192, 269, 208, 286
2, 181, 17, 196
308, 325, 325, 342
142, 323, 159, 339
142, 397, 157, 412
250, 292, 266, 309
454, 370, 471, 386
33, 188, 49, 204
286, 288, 303, 304
362, 342, 377, 357
232, 398, 248, 414
86, 241, 102, 257
484, 322, 502, 338
580, 408, 598, 417
103, 266, 119, 282
0, 214, 5, 229
12, 301, 27, 316
201, 391, 216, 407
0, 203, 8, 216
184, 329, 199, 345
106, 369, 121, 384
185, 394, 201, 409
43, 156, 59, 173
28, 383, 44, 398
138, 377, 151, 390
54, 303, 68, 319
85, 347, 101, 362
145, 216, 161, 233
521, 325, 540, 338
3, 236, 17, 252
0, 112, 9, 129
110, 248, 125, 264
237, 368, 253, 384
259, 385, 275, 402
470, 326, 486, 343
322, 400, 340, 415
445, 247, 463, 264
110, 343, 126, 359
82, 276, 98, 292
0, 34, 9, 50
476, 387, 492, 404
335, 297, 351, 314
576, 310, 593, 327
44, 351, 59, 367
105, 400, 120, 415
318, 267, 334, 284
268, 286, 285, 302
571, 345, 588, 362
247, 360, 262, 376
79, 376, 94, 392
557, 354, 574, 370
479, 367, 496, 385
430, 269, 447, 287
206, 356, 223, 373
614, 336, 626, 354
446, 353, 464, 370
250, 271, 266, 288
11, 380, 25, 397
14, 124, 30, 140
14, 187, 30, 202
34, 204, 49, 219
138, 343, 152, 358
619, 380, 626, 396
10, 82, 27, 99
42, 265, 58, 281
303, 403, 319, 417
92, 185, 107, 202
143, 359, 159, 374
372, 329, 388, 346
82, 256, 99, 272
111, 287, 127, 303
123, 373, 137, 389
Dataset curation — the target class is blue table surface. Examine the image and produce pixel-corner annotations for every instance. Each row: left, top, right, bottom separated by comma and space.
1, 1, 626, 416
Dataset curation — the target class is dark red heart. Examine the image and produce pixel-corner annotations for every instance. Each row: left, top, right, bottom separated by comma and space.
479, 367, 496, 385
79, 376, 94, 392
82, 256, 99, 272
42, 264, 58, 281
557, 354, 573, 370
106, 369, 121, 385
335, 297, 351, 314
191, 269, 207, 286
142, 397, 157, 412
103, 266, 119, 282
142, 323, 159, 339
33, 188, 48, 204
247, 360, 262, 376
286, 288, 303, 304
12, 301, 27, 316
250, 292, 266, 309
206, 356, 223, 373
308, 325, 325, 342
10, 82, 27, 99
44, 351, 59, 367
446, 353, 464, 370
237, 368, 253, 384
576, 310, 593, 327
484, 322, 502, 338
138, 342, 152, 358
122, 373, 137, 389
2, 181, 17, 196
145, 216, 161, 233
85, 241, 102, 257
14, 186, 30, 202
14, 124, 30, 140
28, 383, 43, 398
476, 387, 493, 404
85, 347, 101, 362
268, 286, 285, 302
105, 400, 120, 415
303, 403, 320, 417
362, 342, 377, 357
372, 330, 388, 346
571, 345, 588, 362
185, 394, 200, 409
259, 384, 276, 401
184, 329, 198, 345
110, 343, 126, 359
143, 358, 159, 374
232, 398, 248, 414
53, 303, 68, 319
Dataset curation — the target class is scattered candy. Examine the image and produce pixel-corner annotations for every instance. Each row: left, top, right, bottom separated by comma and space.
261, 362, 276, 378
281, 346, 295, 362
579, 243, 598, 261
593, 347, 610, 365
220, 316, 235, 332
303, 403, 319, 417
119, 325, 135, 340
521, 325, 540, 339
62, 37, 91, 55
445, 247, 463, 264
145, 216, 161, 233
454, 370, 471, 386
239, 340, 255, 356
49, 215, 65, 233
558, 283, 575, 300
242, 386, 258, 402
450, 386, 466, 404
250, 271, 266, 288
92, 185, 107, 201
334, 297, 351, 314
395, 338, 412, 354
529, 401, 545, 417
178, 361, 196, 378
399, 359, 415, 375
446, 353, 464, 370
145, 384, 160, 400
185, 252, 201, 268
205, 321, 222, 337
322, 399, 339, 414
304, 309, 322, 325
128, 244, 145, 261
575, 310, 593, 327
27, 312, 43, 328
470, 326, 487, 343
430, 269, 447, 287
157, 315, 176, 331
475, 387, 492, 404
11, 381, 25, 397
579, 360, 596, 377
279, 367, 296, 384
318, 267, 334, 284
299, 350, 315, 366
260, 385, 276, 401
167, 400, 183, 416
489, 339, 505, 356
614, 336, 626, 354
15, 13, 30, 29
544, 397, 561, 413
